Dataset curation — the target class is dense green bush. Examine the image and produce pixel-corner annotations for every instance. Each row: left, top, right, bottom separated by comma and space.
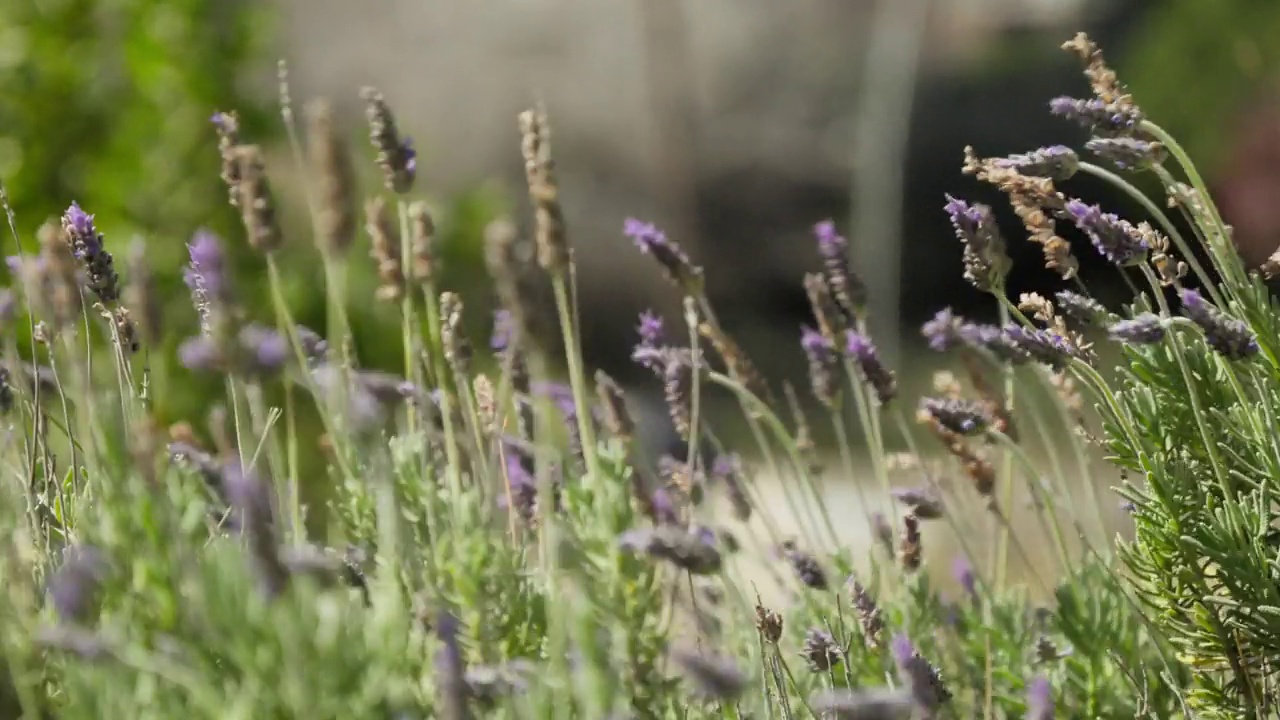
0, 30, 1276, 719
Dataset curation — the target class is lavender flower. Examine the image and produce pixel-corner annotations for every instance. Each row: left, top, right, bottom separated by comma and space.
500, 438, 537, 522
801, 628, 844, 671
632, 310, 666, 372
921, 308, 966, 352
814, 220, 866, 318
847, 575, 885, 648
992, 145, 1079, 180
1054, 290, 1108, 326
295, 325, 329, 364
434, 610, 469, 720
810, 689, 913, 719
46, 545, 109, 624
62, 203, 119, 303
649, 487, 679, 525
1024, 676, 1053, 720
801, 326, 839, 406
625, 218, 702, 291
671, 648, 747, 701
1063, 199, 1148, 265
952, 556, 977, 600
1108, 314, 1165, 344
710, 454, 751, 521
1085, 137, 1165, 170
618, 525, 722, 574
221, 462, 287, 598
846, 331, 897, 404
1001, 324, 1079, 369
890, 634, 952, 715
891, 487, 944, 520
944, 196, 1010, 292
178, 336, 222, 373
238, 324, 288, 375
490, 309, 515, 353
781, 543, 828, 590
184, 229, 231, 337
1180, 289, 1259, 360
1049, 96, 1143, 135
919, 397, 990, 435
361, 87, 416, 194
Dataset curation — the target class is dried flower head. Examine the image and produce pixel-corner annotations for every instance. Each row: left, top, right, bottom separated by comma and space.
663, 352, 694, 441
594, 370, 634, 443
1180, 289, 1258, 360
755, 600, 783, 643
34, 220, 81, 327
305, 99, 357, 253
440, 292, 471, 374
802, 628, 844, 671
804, 272, 849, 339
408, 201, 437, 283
211, 111, 243, 207
365, 196, 405, 302
519, 106, 569, 272
360, 87, 416, 194
847, 575, 885, 648
899, 514, 922, 572
62, 203, 119, 304
233, 146, 282, 253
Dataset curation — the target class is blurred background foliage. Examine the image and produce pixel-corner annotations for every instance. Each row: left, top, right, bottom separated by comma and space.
4, 0, 1280, 430
0, 0, 504, 433
1123, 0, 1280, 173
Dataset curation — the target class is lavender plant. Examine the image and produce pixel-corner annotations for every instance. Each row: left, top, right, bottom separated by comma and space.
0, 30, 1271, 719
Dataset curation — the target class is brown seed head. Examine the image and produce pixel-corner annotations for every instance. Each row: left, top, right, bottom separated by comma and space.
360, 87, 416, 194
234, 145, 282, 253
364, 197, 405, 302
518, 106, 569, 272
305, 99, 357, 254
408, 201, 437, 283
594, 370, 634, 443
754, 600, 783, 644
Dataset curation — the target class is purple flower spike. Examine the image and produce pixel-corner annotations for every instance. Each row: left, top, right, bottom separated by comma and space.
178, 336, 221, 372
1049, 96, 1143, 134
1063, 199, 1149, 265
1001, 324, 1079, 369
952, 556, 977, 599
801, 326, 839, 407
991, 145, 1079, 180
239, 324, 288, 374
185, 229, 230, 335
944, 196, 1009, 292
813, 219, 866, 317
890, 633, 952, 713
845, 330, 897, 405
1024, 675, 1053, 720
47, 545, 109, 624
1108, 314, 1165, 345
624, 218, 701, 290
62, 202, 119, 303
633, 310, 667, 373
491, 309, 514, 352
1180, 289, 1258, 360
1085, 137, 1165, 170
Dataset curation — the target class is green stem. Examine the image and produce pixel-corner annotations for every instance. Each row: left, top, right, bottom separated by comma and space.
551, 274, 602, 483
